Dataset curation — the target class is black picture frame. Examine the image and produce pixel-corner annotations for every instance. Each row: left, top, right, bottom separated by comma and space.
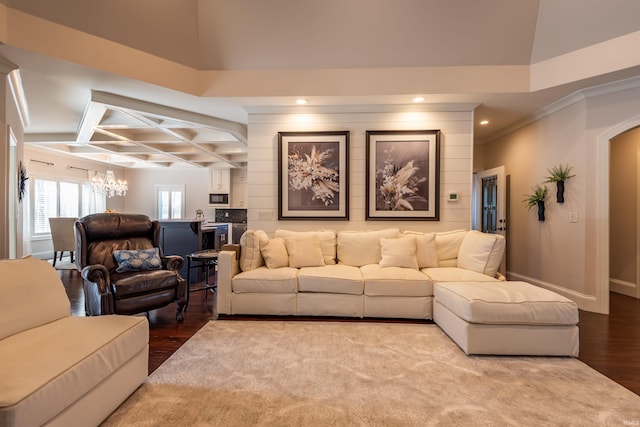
278, 131, 350, 220
366, 130, 440, 220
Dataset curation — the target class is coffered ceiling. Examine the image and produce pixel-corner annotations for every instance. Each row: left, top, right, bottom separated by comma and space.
2, 0, 640, 169
28, 91, 247, 169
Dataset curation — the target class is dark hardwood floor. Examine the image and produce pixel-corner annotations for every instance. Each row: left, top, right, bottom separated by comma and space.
56, 268, 640, 396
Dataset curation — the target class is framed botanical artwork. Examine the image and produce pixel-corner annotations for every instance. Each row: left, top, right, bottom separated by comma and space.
366, 130, 441, 220
278, 131, 350, 220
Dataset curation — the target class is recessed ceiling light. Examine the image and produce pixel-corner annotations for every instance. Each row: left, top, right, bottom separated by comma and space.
413, 96, 425, 103
296, 98, 308, 105
480, 120, 489, 125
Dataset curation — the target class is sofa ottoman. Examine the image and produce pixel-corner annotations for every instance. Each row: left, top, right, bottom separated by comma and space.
433, 281, 579, 356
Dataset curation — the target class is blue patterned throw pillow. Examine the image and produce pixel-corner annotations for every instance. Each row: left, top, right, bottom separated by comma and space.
113, 248, 162, 273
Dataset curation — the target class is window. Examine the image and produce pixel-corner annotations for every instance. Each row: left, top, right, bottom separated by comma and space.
33, 178, 105, 235
157, 185, 185, 219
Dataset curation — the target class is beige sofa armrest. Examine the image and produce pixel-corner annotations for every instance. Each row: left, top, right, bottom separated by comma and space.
217, 249, 240, 314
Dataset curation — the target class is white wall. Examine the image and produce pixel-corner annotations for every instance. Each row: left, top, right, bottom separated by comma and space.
25, 145, 127, 258
0, 68, 26, 258
246, 105, 475, 235
484, 77, 640, 313
123, 167, 212, 220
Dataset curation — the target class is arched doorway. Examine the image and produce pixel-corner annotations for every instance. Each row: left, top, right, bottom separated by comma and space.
597, 114, 640, 313
609, 126, 640, 299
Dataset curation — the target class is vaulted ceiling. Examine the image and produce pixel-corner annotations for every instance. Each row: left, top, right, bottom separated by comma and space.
1, 0, 640, 169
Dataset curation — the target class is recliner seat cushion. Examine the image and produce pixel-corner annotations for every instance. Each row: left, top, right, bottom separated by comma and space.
111, 270, 179, 298
434, 281, 579, 325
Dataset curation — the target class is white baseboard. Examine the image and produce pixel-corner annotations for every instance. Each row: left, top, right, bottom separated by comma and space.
609, 278, 638, 298
506, 271, 600, 313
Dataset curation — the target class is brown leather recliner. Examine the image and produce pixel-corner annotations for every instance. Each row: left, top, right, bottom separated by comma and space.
75, 213, 187, 321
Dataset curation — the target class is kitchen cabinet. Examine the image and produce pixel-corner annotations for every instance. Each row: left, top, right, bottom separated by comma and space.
210, 168, 231, 193
159, 220, 227, 278
231, 168, 247, 207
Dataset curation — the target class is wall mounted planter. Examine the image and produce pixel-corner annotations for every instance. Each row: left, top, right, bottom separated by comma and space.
556, 180, 565, 203
524, 183, 548, 222
537, 200, 545, 222
545, 164, 574, 204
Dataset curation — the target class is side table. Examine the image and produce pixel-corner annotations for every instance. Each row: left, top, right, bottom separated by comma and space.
186, 249, 220, 309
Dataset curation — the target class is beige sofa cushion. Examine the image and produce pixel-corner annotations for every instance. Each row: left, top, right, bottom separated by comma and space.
284, 235, 326, 268
232, 267, 298, 293
361, 264, 432, 297
485, 234, 506, 277
434, 281, 579, 325
298, 265, 363, 295
434, 229, 467, 266
337, 229, 400, 266
0, 315, 148, 426
379, 235, 419, 269
260, 237, 289, 269
0, 256, 71, 340
457, 230, 505, 277
239, 230, 269, 271
422, 267, 500, 283
275, 229, 337, 265
404, 231, 438, 268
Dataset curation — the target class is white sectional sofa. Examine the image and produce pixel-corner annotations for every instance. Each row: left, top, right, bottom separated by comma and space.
0, 256, 149, 427
217, 228, 580, 357
217, 228, 505, 320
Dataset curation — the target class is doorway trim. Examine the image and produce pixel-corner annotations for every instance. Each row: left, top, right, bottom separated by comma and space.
596, 113, 640, 313
473, 166, 506, 235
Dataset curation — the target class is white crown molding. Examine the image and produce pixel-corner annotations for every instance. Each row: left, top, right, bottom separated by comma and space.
244, 103, 479, 116
484, 75, 640, 144
8, 69, 30, 129
0, 56, 30, 128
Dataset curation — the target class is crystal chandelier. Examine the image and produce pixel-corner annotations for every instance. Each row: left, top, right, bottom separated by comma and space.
92, 170, 128, 198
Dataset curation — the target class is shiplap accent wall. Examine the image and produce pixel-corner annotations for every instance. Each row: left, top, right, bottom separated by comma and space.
246, 106, 474, 235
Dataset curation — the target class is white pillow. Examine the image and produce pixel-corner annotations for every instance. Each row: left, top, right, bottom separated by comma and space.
457, 230, 501, 276
260, 237, 289, 269
485, 234, 506, 277
337, 229, 400, 266
404, 231, 438, 268
285, 235, 326, 268
435, 229, 467, 265
379, 235, 419, 269
239, 230, 269, 271
275, 229, 337, 265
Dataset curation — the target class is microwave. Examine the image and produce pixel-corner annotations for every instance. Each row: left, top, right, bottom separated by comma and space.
209, 193, 229, 205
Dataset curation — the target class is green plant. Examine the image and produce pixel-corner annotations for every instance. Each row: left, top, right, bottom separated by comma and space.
545, 164, 575, 182
523, 184, 548, 210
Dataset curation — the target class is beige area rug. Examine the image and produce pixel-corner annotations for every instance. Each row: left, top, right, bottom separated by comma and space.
103, 321, 640, 426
